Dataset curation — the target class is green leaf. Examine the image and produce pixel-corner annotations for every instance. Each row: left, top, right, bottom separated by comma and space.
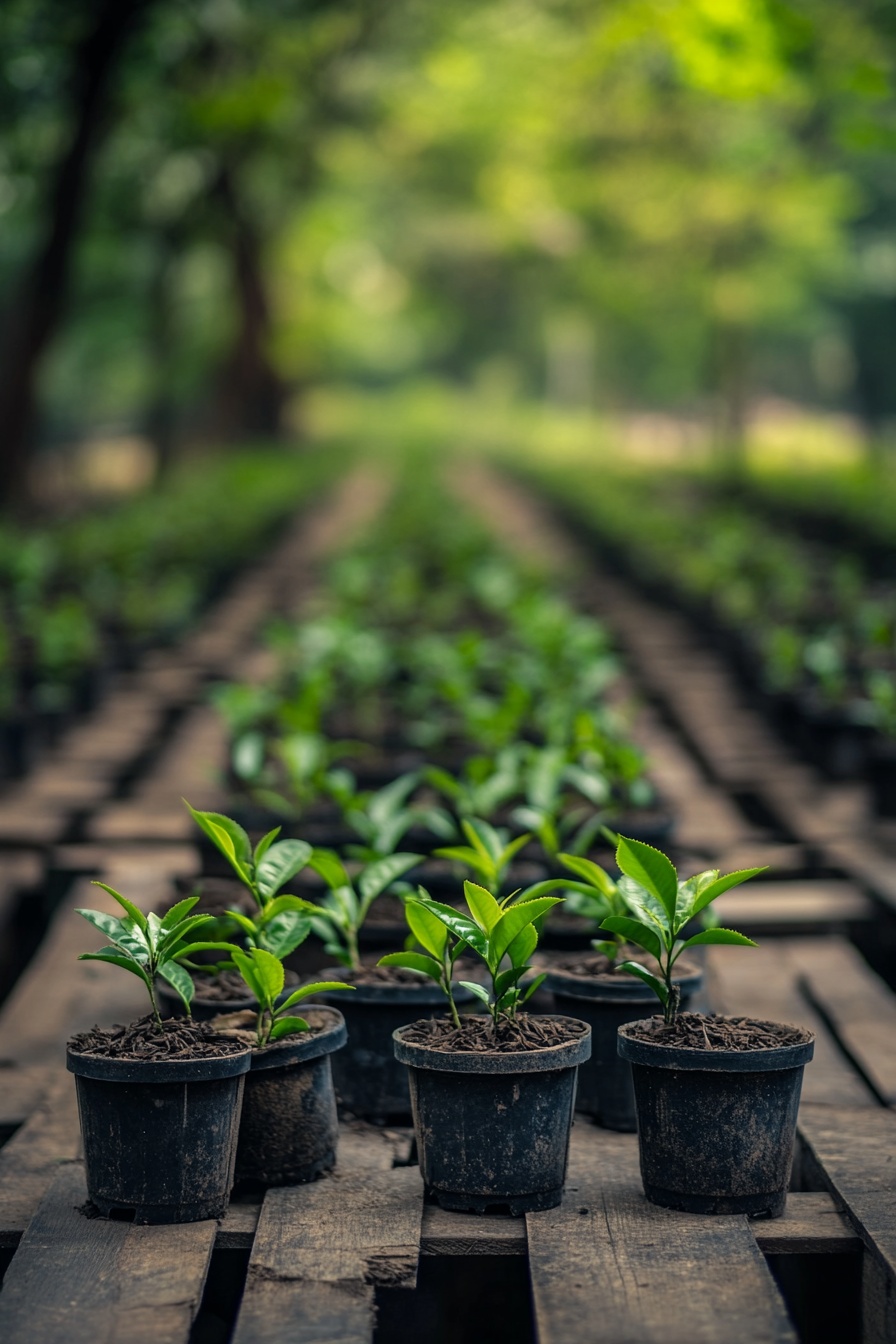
413, 898, 489, 957
405, 897, 448, 958
505, 921, 538, 968
76, 908, 147, 960
463, 880, 503, 933
358, 853, 422, 905
158, 959, 194, 1012
183, 803, 252, 866
91, 882, 148, 933
494, 963, 530, 999
499, 832, 532, 868
253, 826, 282, 867
515, 879, 598, 901
521, 972, 547, 1003
377, 952, 442, 982
169, 940, 239, 960
277, 981, 355, 1012
462, 817, 504, 864
231, 946, 264, 1002
307, 849, 350, 890
432, 845, 489, 879
617, 875, 670, 935
599, 915, 663, 962
616, 837, 678, 922
458, 980, 492, 1007
157, 913, 215, 959
618, 960, 668, 1006
269, 1016, 310, 1040
258, 911, 312, 959
78, 948, 151, 987
255, 839, 313, 900
158, 896, 200, 933
227, 910, 261, 939
679, 928, 758, 950
490, 898, 561, 966
687, 869, 768, 920
557, 853, 616, 896
261, 894, 322, 919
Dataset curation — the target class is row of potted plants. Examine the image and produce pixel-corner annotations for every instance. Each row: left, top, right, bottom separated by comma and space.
522, 459, 896, 808
67, 807, 813, 1224
0, 450, 333, 776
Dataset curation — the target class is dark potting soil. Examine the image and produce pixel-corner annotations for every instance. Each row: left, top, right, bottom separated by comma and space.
549, 946, 661, 978
68, 1014, 248, 1061
167, 877, 255, 918
401, 1012, 589, 1054
188, 967, 299, 1002
340, 963, 440, 987
624, 1013, 813, 1052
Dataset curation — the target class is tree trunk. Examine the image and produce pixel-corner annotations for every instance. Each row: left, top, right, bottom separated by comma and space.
210, 165, 287, 443
0, 0, 152, 509
714, 325, 750, 473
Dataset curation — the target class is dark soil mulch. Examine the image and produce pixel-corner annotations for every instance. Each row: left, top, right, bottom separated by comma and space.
168, 876, 256, 918
624, 1013, 812, 1052
549, 946, 661, 978
401, 1012, 589, 1054
68, 1014, 248, 1061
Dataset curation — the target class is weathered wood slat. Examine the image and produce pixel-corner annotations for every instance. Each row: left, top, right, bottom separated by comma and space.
527, 1131, 797, 1344
784, 938, 896, 1106
0, 1163, 215, 1344
706, 942, 875, 1108
798, 1104, 896, 1344
0, 1074, 80, 1247
713, 880, 871, 929
232, 1167, 423, 1344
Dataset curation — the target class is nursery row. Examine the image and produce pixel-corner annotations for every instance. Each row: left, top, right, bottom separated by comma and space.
0, 450, 333, 777
518, 460, 896, 807
72, 798, 796, 1223
210, 476, 664, 885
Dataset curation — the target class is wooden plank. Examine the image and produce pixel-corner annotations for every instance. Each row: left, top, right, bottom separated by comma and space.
751, 1192, 860, 1255
527, 1128, 797, 1344
0, 1062, 57, 1142
0, 1162, 215, 1344
0, 1074, 81, 1247
825, 837, 896, 918
706, 943, 875, 1108
797, 1104, 896, 1344
784, 937, 896, 1106
712, 880, 871, 929
232, 1167, 423, 1344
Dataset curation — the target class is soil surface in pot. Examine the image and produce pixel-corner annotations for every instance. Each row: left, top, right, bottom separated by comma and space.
401, 1012, 589, 1053
69, 1014, 248, 1061
319, 960, 481, 987
187, 967, 299, 1001
549, 947, 662, 977
625, 1013, 812, 1051
167, 877, 255, 917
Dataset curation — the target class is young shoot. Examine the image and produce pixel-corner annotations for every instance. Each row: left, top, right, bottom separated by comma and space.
598, 836, 764, 1025
185, 801, 315, 959
306, 850, 423, 973
377, 888, 467, 1028
229, 946, 352, 1048
523, 851, 631, 962
77, 884, 234, 1030
406, 880, 562, 1033
434, 817, 531, 895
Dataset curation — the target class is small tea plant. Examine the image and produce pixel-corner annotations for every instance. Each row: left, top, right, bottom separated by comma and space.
185, 802, 315, 958
381, 880, 562, 1033
434, 817, 531, 895
598, 836, 763, 1024
378, 891, 469, 1026
228, 946, 351, 1047
343, 770, 455, 863
77, 885, 234, 1029
305, 850, 422, 973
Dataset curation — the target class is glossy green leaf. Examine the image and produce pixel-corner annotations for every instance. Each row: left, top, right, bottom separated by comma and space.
599, 915, 663, 962
618, 959, 668, 1005
687, 868, 768, 919
405, 897, 448, 958
413, 898, 489, 957
78, 948, 151, 986
458, 980, 492, 1007
278, 981, 354, 1012
269, 1016, 310, 1040
557, 853, 616, 896
463, 880, 503, 933
679, 928, 758, 950
76, 908, 147, 960
255, 839, 313, 900
253, 826, 282, 867
490, 897, 561, 966
307, 849, 350, 890
91, 882, 148, 933
158, 959, 194, 1011
158, 896, 200, 933
616, 836, 678, 921
377, 952, 442, 982
358, 853, 422, 905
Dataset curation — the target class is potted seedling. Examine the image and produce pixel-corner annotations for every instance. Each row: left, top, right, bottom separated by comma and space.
214, 946, 351, 1188
604, 837, 814, 1217
67, 884, 252, 1224
527, 851, 706, 1131
391, 881, 591, 1214
174, 802, 315, 1016
304, 849, 477, 1120
433, 816, 540, 896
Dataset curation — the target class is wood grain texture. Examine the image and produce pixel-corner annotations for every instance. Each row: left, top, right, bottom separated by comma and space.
0, 1162, 216, 1344
706, 942, 874, 1108
232, 1167, 423, 1344
527, 1130, 797, 1344
784, 937, 896, 1105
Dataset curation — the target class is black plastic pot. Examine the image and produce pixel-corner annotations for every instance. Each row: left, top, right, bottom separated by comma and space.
618, 1019, 814, 1217
66, 1043, 252, 1224
232, 1006, 346, 1189
315, 972, 477, 1123
867, 740, 896, 818
546, 961, 702, 1132
393, 1016, 591, 1215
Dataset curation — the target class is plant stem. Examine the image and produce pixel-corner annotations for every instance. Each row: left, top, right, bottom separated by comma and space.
148, 977, 163, 1032
347, 927, 361, 975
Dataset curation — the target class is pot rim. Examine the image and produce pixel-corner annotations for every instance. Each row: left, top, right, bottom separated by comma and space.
242, 1005, 347, 1072
545, 957, 702, 1004
66, 1040, 252, 1084
617, 1017, 815, 1072
313, 966, 476, 1006
393, 1015, 591, 1074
